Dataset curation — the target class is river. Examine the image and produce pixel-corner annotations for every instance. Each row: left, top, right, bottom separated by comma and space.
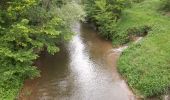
19, 23, 135, 100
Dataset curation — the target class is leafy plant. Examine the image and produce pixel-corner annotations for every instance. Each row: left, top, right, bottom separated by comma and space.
84, 0, 130, 40
162, 0, 170, 11
0, 0, 85, 99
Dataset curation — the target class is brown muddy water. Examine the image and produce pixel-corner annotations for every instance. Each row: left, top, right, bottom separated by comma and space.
19, 23, 136, 100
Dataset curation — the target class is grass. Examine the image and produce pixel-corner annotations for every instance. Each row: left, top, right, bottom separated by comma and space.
117, 0, 170, 98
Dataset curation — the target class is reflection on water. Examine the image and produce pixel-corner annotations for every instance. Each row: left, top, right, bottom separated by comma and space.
19, 23, 135, 100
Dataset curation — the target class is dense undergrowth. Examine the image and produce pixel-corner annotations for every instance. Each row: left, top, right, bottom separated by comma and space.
84, 0, 150, 45
118, 0, 170, 98
84, 0, 131, 40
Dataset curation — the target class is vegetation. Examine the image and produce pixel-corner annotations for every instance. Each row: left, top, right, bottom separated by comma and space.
117, 0, 170, 98
85, 0, 170, 98
0, 0, 85, 99
162, 0, 170, 11
1, 0, 170, 99
84, 0, 148, 44
84, 0, 130, 40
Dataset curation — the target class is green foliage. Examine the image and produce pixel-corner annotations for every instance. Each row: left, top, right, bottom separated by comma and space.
56, 2, 86, 25
132, 0, 144, 3
162, 0, 170, 11
118, 0, 170, 98
0, 0, 85, 99
84, 0, 130, 40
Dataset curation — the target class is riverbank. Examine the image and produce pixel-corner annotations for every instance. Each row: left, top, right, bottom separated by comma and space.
0, 68, 23, 99
19, 23, 136, 100
117, 0, 170, 98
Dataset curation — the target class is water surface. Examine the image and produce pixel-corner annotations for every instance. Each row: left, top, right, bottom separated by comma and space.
19, 23, 135, 100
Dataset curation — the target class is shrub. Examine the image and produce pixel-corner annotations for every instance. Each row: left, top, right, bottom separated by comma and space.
84, 0, 130, 40
162, 0, 170, 11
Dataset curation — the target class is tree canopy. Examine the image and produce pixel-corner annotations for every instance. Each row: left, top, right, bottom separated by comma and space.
0, 0, 85, 99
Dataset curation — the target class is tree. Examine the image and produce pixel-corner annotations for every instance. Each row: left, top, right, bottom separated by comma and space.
0, 0, 85, 99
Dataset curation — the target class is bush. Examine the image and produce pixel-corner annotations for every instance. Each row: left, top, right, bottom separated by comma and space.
127, 26, 150, 37
84, 0, 130, 40
112, 25, 151, 45
162, 0, 170, 11
0, 66, 39, 99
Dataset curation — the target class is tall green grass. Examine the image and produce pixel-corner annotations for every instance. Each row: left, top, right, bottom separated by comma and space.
117, 0, 170, 97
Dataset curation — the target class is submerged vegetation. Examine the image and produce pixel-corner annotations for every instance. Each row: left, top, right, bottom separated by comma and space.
0, 0, 85, 99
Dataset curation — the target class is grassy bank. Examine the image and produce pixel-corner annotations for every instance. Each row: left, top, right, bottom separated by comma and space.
117, 0, 170, 98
